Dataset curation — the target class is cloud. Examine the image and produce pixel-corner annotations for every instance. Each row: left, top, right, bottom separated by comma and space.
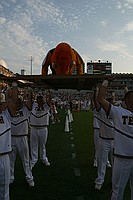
0, 20, 46, 74
1, 0, 133, 74
97, 39, 133, 58
122, 21, 133, 32
116, 21, 133, 36
115, 0, 133, 13
100, 20, 108, 27
99, 42, 125, 52
24, 0, 82, 32
0, 17, 6, 24
0, 0, 83, 74
125, 0, 133, 5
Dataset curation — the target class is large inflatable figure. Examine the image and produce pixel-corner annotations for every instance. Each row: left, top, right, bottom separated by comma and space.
42, 42, 84, 75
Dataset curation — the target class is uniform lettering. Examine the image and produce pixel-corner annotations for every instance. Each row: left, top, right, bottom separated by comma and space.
35, 107, 44, 111
19, 111, 23, 117
129, 116, 133, 125
122, 116, 128, 124
15, 111, 24, 117
0, 116, 4, 124
122, 115, 133, 125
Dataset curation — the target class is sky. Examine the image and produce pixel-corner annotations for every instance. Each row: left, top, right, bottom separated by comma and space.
1, 0, 133, 75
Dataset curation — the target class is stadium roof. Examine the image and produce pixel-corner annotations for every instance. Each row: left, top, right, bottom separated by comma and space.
0, 73, 133, 91
0, 59, 8, 68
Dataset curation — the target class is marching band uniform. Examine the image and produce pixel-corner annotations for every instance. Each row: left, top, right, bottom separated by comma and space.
93, 108, 100, 167
29, 100, 51, 168
0, 109, 11, 200
95, 107, 114, 190
10, 104, 34, 186
110, 105, 133, 200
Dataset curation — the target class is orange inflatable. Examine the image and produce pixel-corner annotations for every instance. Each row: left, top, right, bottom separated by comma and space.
42, 42, 84, 75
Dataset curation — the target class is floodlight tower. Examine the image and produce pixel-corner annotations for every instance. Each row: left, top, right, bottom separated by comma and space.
28, 56, 34, 75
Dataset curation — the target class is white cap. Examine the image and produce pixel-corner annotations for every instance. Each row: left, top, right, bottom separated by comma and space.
0, 93, 6, 103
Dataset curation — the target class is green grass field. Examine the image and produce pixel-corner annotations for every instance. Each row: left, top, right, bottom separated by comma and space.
10, 109, 131, 200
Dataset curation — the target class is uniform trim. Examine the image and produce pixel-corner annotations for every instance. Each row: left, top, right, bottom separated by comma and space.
96, 115, 133, 140
31, 112, 48, 118
95, 116, 114, 129
113, 153, 133, 159
0, 128, 11, 136
96, 112, 133, 140
99, 136, 114, 140
11, 119, 28, 126
0, 151, 12, 156
7, 108, 14, 117
11, 134, 28, 137
30, 125, 48, 128
114, 127, 133, 139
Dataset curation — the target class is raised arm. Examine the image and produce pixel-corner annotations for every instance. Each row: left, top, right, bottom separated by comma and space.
93, 86, 101, 111
46, 90, 52, 107
26, 87, 33, 110
1, 86, 12, 110
97, 80, 110, 114
8, 82, 18, 116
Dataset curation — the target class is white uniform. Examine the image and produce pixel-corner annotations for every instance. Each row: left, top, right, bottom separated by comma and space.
93, 108, 100, 166
50, 103, 60, 124
110, 105, 133, 200
95, 107, 114, 186
0, 110, 11, 200
29, 102, 50, 168
10, 106, 34, 184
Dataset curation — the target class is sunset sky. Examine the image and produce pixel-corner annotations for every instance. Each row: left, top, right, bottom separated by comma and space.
1, 0, 133, 74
